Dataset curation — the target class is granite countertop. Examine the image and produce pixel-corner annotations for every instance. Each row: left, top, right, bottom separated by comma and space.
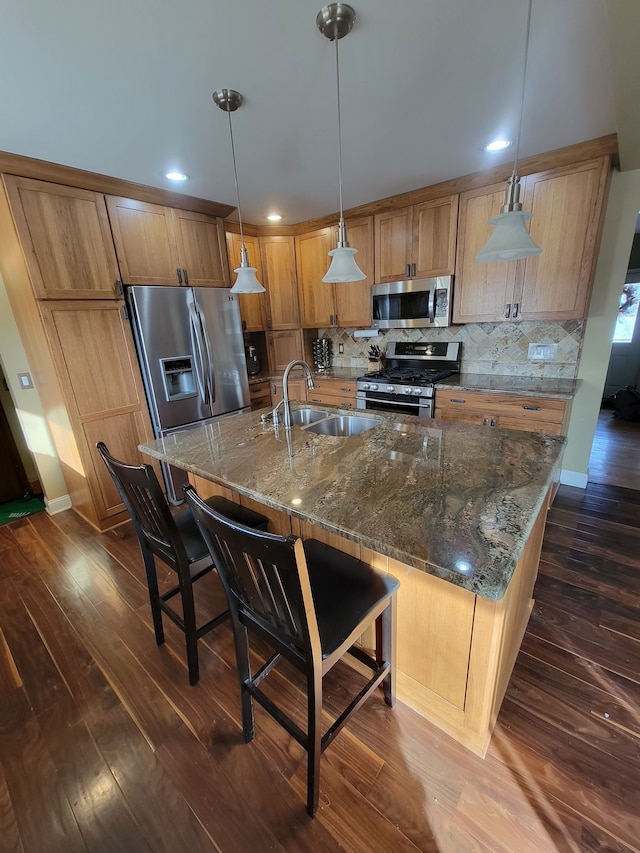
140, 406, 564, 601
437, 373, 580, 400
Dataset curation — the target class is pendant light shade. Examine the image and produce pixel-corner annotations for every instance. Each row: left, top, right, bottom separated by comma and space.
212, 88, 265, 294
317, 4, 366, 284
476, 0, 542, 264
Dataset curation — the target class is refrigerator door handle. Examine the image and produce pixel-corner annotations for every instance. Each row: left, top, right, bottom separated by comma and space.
187, 299, 208, 404
196, 302, 216, 405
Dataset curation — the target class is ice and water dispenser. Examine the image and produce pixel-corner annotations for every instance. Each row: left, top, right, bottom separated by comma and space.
159, 357, 197, 401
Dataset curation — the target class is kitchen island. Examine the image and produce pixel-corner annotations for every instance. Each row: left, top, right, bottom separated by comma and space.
140, 405, 564, 756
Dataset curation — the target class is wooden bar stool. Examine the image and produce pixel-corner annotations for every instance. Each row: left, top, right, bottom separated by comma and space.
184, 483, 398, 816
96, 442, 268, 685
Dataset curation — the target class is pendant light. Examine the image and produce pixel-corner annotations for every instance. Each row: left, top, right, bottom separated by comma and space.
212, 89, 265, 293
476, 0, 542, 263
316, 3, 366, 283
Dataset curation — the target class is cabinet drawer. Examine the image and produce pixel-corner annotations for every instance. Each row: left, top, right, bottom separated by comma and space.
436, 391, 566, 424
310, 378, 356, 397
307, 390, 355, 409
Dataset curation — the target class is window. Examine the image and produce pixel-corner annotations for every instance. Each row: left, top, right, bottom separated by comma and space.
612, 283, 640, 343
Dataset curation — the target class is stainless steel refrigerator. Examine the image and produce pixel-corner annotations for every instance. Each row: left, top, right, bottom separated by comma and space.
126, 285, 250, 503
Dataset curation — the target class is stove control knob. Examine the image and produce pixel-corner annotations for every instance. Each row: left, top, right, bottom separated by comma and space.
386, 385, 395, 393
403, 387, 413, 395
370, 383, 379, 391
360, 383, 370, 390
414, 388, 422, 395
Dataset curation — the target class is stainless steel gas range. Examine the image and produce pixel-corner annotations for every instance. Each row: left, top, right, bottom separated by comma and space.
356, 341, 461, 418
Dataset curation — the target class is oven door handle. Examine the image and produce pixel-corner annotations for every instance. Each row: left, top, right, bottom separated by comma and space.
362, 396, 423, 408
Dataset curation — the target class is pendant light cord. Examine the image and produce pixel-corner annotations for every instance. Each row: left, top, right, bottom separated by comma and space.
513, 0, 533, 177
334, 33, 346, 241
227, 109, 245, 250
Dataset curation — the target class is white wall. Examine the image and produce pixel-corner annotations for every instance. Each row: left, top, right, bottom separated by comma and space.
0, 274, 70, 510
561, 168, 640, 486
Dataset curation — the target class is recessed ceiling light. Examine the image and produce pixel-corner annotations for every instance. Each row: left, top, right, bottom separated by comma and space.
484, 139, 512, 153
165, 171, 189, 182
266, 213, 282, 221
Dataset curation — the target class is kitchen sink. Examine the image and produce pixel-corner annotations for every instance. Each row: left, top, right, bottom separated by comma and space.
290, 407, 329, 426
302, 415, 382, 437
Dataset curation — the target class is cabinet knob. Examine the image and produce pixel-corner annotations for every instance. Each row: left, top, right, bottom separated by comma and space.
483, 418, 489, 426
490, 418, 496, 427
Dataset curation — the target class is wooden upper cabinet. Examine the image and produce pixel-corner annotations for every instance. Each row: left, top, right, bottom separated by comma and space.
106, 196, 230, 287
226, 232, 266, 330
3, 176, 121, 300
334, 216, 374, 327
453, 157, 610, 324
453, 183, 520, 324
374, 196, 457, 283
413, 197, 458, 278
106, 197, 179, 285
374, 207, 413, 282
296, 227, 335, 327
516, 158, 610, 321
296, 216, 373, 328
171, 208, 230, 287
260, 235, 299, 330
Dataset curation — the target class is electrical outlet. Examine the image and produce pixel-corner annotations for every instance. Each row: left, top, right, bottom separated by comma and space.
527, 343, 557, 361
338, 343, 344, 354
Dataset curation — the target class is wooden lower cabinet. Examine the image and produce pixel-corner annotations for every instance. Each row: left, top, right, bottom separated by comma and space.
248, 379, 272, 410
270, 377, 308, 406
435, 390, 570, 435
306, 377, 357, 409
187, 473, 550, 756
267, 328, 304, 372
38, 301, 157, 530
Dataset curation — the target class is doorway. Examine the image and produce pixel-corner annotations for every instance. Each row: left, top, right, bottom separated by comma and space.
588, 226, 640, 490
0, 380, 30, 502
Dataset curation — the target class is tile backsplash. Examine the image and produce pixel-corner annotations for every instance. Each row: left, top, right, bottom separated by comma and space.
318, 321, 584, 379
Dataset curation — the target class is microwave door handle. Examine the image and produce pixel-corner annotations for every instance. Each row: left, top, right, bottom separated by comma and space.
428, 286, 436, 324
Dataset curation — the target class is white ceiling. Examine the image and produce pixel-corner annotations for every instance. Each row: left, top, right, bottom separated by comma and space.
0, 0, 631, 225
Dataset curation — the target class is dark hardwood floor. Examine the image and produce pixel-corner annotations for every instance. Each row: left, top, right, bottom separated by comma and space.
1, 475, 639, 849
588, 409, 640, 490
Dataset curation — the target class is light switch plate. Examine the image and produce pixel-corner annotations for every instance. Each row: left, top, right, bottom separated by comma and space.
17, 372, 33, 389
527, 343, 557, 361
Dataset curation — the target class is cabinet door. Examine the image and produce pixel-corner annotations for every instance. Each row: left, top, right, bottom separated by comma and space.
260, 236, 299, 330
226, 232, 266, 330
413, 196, 458, 278
171, 208, 230, 287
4, 176, 121, 300
107, 196, 180, 285
374, 207, 413, 282
271, 377, 307, 406
334, 216, 374, 327
517, 159, 610, 321
296, 228, 335, 327
39, 300, 156, 528
268, 329, 303, 372
452, 184, 521, 323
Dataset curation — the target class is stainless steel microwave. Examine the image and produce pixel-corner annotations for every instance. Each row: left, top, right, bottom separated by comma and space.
371, 276, 453, 329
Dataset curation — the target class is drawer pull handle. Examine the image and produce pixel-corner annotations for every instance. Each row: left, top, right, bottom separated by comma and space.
490, 418, 496, 427
339, 386, 351, 392
450, 398, 466, 404
523, 406, 541, 411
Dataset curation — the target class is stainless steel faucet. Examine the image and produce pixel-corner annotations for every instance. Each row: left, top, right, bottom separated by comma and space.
282, 360, 316, 430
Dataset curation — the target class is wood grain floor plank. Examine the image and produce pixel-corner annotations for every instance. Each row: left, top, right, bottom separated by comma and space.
0, 761, 25, 853
0, 686, 88, 853
37, 695, 153, 853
